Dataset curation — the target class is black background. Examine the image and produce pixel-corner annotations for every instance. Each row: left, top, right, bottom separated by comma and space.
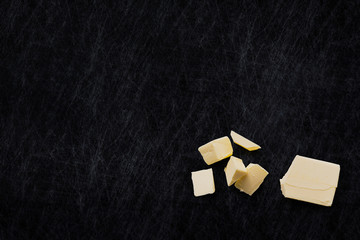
1, 1, 360, 239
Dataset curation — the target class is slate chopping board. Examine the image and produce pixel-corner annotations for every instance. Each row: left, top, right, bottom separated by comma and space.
0, 1, 359, 239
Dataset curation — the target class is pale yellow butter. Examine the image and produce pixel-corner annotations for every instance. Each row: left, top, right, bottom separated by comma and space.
230, 130, 261, 151
191, 168, 215, 197
198, 136, 233, 165
235, 164, 268, 195
224, 156, 247, 186
280, 155, 340, 207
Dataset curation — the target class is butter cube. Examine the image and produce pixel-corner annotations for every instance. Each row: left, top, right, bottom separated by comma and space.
191, 169, 215, 197
280, 155, 340, 207
224, 156, 247, 186
235, 164, 268, 195
230, 130, 261, 151
198, 136, 233, 165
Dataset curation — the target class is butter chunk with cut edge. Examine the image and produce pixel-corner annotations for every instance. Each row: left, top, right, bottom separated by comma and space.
191, 168, 215, 197
280, 155, 340, 207
224, 156, 247, 186
235, 164, 268, 196
230, 130, 261, 151
198, 136, 233, 165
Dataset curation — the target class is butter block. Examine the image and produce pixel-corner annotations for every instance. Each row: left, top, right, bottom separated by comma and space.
191, 168, 215, 197
198, 136, 233, 165
235, 164, 268, 195
224, 156, 247, 186
230, 130, 261, 151
280, 155, 340, 207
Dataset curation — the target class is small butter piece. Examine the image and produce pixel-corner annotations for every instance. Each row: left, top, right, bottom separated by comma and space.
191, 168, 215, 197
198, 136, 233, 165
235, 164, 268, 196
280, 155, 340, 207
230, 130, 261, 151
224, 156, 247, 186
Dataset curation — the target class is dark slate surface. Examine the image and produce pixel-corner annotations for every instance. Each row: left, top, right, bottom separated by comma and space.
1, 1, 359, 239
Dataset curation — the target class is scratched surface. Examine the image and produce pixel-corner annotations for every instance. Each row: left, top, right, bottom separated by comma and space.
0, 1, 360, 239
